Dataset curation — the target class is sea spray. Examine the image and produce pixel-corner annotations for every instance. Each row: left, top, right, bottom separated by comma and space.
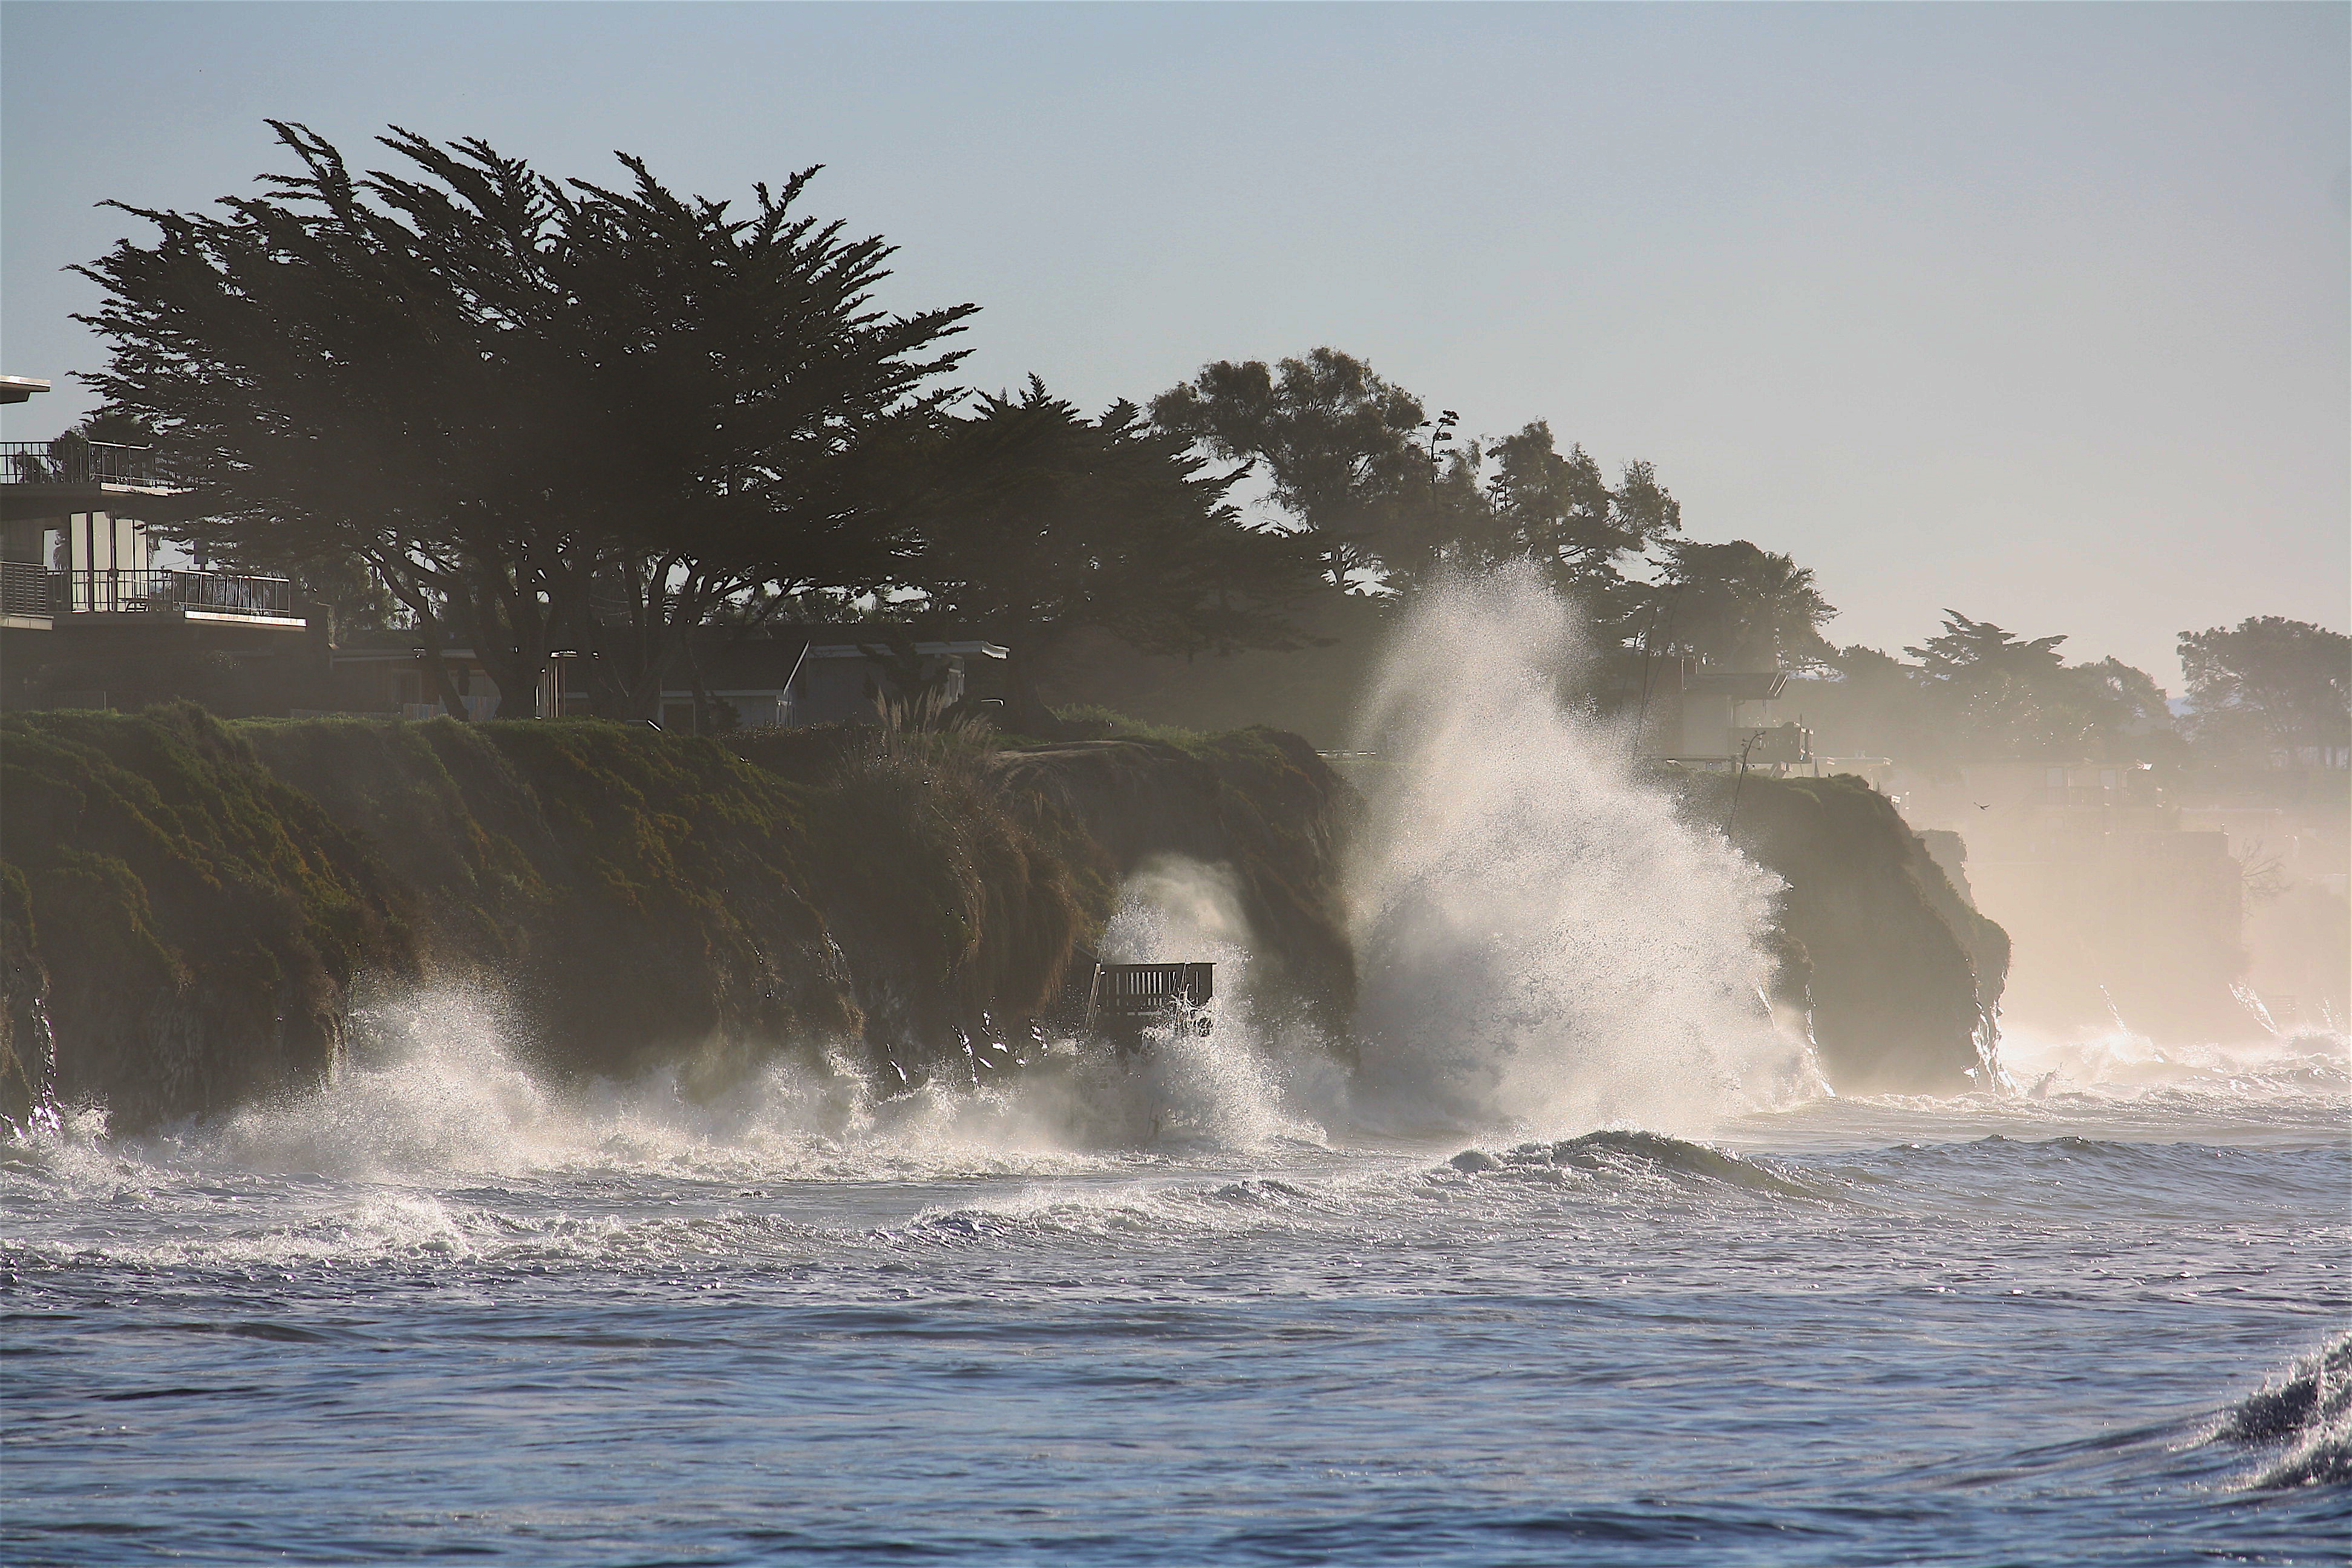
1344, 564, 1809, 1137
118, 955, 1324, 1188
1094, 854, 1331, 1147
2214, 1331, 2352, 1489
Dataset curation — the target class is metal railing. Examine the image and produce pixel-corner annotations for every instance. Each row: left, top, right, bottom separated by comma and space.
61, 569, 295, 618
1, 560, 57, 617
1, 440, 168, 488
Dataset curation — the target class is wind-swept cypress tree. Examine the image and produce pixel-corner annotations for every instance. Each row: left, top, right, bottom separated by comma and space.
77, 122, 976, 717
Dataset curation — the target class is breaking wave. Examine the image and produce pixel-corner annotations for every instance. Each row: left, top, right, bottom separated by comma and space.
1997, 1023, 2350, 1101
1344, 564, 1815, 1141
2212, 1331, 2352, 1489
0, 975, 1339, 1204
1440, 1129, 1824, 1200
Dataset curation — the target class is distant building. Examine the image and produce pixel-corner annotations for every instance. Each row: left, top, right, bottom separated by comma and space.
322, 638, 509, 720
1633, 655, 1814, 774
2, 409, 310, 702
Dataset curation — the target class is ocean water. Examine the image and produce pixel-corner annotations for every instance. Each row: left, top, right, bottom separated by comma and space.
8, 572, 2344, 1563
4, 1011, 2346, 1568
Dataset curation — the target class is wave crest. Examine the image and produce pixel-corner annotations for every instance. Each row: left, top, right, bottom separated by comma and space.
1445, 1129, 1821, 1199
2215, 1331, 2351, 1489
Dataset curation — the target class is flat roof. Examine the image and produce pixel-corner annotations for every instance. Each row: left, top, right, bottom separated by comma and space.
1686, 670, 1787, 700
802, 640, 1007, 659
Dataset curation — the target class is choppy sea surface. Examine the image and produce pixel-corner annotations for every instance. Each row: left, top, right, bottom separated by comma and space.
5, 1016, 2347, 1567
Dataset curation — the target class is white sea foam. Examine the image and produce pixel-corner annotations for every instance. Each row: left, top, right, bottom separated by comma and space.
1996, 1021, 2350, 1099
1342, 564, 1812, 1140
4, 964, 1329, 1202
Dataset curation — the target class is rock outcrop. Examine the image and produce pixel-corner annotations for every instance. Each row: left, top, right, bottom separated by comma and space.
1683, 770, 2009, 1093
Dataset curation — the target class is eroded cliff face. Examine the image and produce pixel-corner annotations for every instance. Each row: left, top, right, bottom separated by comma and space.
987, 730, 1358, 1041
1681, 771, 2010, 1094
241, 716, 866, 1088
1, 707, 420, 1128
1, 708, 1357, 1129
2, 708, 2000, 1128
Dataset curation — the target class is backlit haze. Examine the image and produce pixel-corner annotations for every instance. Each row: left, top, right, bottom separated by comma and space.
3, 1, 2344, 682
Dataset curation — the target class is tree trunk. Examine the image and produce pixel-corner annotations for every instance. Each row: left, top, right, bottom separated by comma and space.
453, 564, 549, 720
371, 563, 471, 723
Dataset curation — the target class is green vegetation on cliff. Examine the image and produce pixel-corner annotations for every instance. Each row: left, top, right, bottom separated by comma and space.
243, 716, 864, 1086
3, 704, 2001, 1125
1, 704, 419, 1125
2, 708, 1356, 1128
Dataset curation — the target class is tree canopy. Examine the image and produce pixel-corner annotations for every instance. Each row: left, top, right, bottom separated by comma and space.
81, 132, 2327, 779
1890, 611, 2180, 765
1148, 348, 1691, 637
1148, 348, 1431, 590
76, 122, 976, 717
891, 379, 1325, 662
1650, 539, 1836, 671
2178, 616, 2351, 766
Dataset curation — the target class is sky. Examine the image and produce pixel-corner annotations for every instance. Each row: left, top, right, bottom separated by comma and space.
3, 2, 2345, 683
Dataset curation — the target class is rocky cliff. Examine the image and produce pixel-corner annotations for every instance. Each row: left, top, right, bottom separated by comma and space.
1681, 769, 2010, 1093
3, 708, 2002, 1128
1, 707, 1356, 1129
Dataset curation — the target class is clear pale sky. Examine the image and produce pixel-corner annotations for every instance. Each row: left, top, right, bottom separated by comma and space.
4, 2, 2344, 682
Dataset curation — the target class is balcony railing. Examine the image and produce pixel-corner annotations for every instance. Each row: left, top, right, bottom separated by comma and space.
1, 440, 168, 488
61, 569, 295, 618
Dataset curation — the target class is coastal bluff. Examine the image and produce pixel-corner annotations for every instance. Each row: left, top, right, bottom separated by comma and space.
2, 706, 2003, 1129
0, 707, 1354, 1129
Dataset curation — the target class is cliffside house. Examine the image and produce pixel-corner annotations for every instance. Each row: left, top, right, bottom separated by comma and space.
1633, 655, 1815, 774
2, 393, 310, 702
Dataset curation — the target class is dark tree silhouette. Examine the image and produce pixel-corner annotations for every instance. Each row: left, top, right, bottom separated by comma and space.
2178, 616, 2351, 766
895, 381, 1325, 724
1149, 347, 1429, 590
76, 122, 975, 717
1651, 539, 1837, 671
1454, 420, 1684, 633
1901, 611, 2174, 763
1151, 355, 1688, 628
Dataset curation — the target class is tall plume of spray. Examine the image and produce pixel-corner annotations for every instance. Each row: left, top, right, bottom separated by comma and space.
1345, 564, 1810, 1137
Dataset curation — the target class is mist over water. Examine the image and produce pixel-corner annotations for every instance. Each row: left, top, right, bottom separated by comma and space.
4, 569, 2344, 1566
1347, 564, 1806, 1137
